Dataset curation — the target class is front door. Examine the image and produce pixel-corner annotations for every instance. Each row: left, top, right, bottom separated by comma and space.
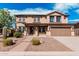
29, 26, 35, 35
39, 26, 47, 34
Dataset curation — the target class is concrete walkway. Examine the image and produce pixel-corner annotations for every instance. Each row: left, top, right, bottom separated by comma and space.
9, 36, 33, 51
9, 41, 30, 51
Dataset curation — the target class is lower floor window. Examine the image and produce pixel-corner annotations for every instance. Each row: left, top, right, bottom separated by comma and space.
39, 27, 46, 33
18, 26, 25, 32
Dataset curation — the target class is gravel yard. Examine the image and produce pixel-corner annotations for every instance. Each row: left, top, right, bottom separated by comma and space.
26, 37, 72, 51
0, 37, 25, 51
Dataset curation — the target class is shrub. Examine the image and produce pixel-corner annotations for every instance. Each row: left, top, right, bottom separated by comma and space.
3, 27, 7, 39
3, 39, 13, 46
14, 32, 22, 38
31, 37, 41, 45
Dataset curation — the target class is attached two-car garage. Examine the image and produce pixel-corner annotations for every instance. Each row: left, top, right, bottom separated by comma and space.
50, 27, 71, 36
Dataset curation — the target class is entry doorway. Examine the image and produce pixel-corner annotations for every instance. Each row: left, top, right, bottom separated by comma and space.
29, 26, 35, 35
38, 26, 47, 34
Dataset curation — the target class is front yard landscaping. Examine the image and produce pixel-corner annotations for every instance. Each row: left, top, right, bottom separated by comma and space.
0, 37, 24, 51
0, 29, 24, 51
0, 36, 72, 51
26, 37, 72, 51
31, 37, 41, 45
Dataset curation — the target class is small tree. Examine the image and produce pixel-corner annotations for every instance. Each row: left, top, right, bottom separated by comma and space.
0, 9, 15, 39
0, 9, 15, 29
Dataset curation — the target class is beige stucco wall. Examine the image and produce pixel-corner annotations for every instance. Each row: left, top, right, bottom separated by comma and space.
61, 16, 68, 23
16, 16, 49, 23
16, 23, 25, 29
16, 17, 19, 22
15, 12, 68, 28
25, 16, 34, 23
25, 16, 49, 23
40, 16, 48, 23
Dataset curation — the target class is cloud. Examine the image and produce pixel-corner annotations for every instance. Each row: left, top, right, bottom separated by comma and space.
8, 8, 52, 15
69, 19, 79, 23
75, 9, 79, 14
53, 3, 79, 13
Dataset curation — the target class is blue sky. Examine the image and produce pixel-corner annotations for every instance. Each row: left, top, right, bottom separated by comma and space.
0, 3, 79, 23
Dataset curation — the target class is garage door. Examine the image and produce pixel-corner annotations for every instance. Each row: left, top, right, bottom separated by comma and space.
50, 27, 71, 36
74, 29, 79, 36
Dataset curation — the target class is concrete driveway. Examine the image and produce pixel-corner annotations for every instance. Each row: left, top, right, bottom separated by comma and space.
53, 36, 79, 51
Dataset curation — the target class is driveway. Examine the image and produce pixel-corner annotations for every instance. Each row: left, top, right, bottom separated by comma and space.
53, 36, 79, 51
9, 36, 72, 51
25, 37, 72, 51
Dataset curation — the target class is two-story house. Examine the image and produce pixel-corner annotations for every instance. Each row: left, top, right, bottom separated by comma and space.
15, 11, 75, 36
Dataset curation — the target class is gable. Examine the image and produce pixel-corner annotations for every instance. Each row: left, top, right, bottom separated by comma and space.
49, 12, 62, 16
47, 11, 68, 16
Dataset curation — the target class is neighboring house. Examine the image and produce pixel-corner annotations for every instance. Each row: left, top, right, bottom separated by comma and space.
15, 11, 77, 36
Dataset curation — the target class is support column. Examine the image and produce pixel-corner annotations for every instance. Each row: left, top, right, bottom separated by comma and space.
54, 16, 57, 22
16, 26, 19, 31
34, 27, 38, 36
23, 27, 27, 36
71, 26, 75, 36
46, 26, 51, 36
26, 27, 29, 36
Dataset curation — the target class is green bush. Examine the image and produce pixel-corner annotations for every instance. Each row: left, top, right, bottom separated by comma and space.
14, 32, 22, 38
31, 37, 41, 45
3, 39, 13, 46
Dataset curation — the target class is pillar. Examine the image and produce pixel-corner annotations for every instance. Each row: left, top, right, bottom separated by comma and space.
26, 27, 29, 36
23, 27, 27, 36
71, 26, 75, 36
46, 26, 51, 36
35, 27, 38, 36
54, 16, 57, 22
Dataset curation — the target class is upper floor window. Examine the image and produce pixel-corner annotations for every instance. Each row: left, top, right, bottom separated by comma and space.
34, 16, 40, 22
56, 16, 61, 22
50, 16, 54, 22
19, 17, 25, 22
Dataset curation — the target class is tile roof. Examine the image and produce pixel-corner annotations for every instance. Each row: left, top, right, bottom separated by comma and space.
14, 10, 68, 16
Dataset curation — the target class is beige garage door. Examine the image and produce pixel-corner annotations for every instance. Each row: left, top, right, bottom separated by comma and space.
74, 29, 79, 36
50, 28, 71, 36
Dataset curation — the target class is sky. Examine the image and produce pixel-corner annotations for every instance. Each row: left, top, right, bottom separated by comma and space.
0, 3, 79, 23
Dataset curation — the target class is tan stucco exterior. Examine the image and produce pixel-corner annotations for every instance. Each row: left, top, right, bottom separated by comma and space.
16, 12, 68, 24
15, 11, 75, 36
